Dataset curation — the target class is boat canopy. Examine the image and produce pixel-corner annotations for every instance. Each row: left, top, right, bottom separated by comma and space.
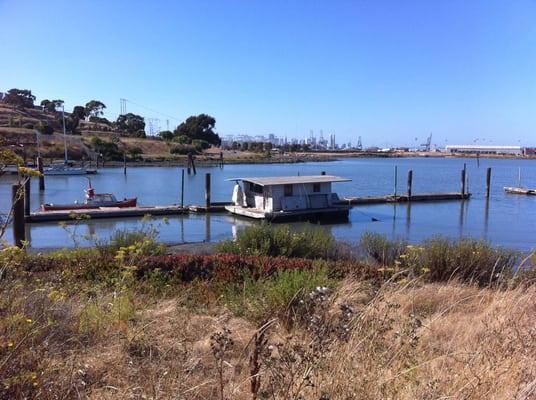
226, 175, 351, 186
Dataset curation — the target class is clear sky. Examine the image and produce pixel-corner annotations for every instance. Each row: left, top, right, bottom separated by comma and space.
1, 0, 535, 147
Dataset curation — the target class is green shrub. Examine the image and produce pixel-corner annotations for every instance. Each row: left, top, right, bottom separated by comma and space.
192, 139, 209, 151
359, 232, 407, 265
105, 227, 165, 256
170, 144, 197, 155
221, 265, 334, 320
217, 223, 334, 259
416, 236, 519, 285
35, 121, 54, 135
172, 135, 191, 144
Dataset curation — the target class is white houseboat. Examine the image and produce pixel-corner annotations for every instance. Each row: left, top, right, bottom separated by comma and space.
225, 175, 351, 221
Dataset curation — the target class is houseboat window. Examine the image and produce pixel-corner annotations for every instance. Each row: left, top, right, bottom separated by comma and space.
284, 184, 293, 196
250, 183, 263, 194
313, 183, 321, 193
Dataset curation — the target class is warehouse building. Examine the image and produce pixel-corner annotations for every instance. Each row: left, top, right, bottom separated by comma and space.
445, 145, 523, 155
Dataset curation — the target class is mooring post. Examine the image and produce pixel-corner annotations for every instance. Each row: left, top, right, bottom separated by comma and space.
486, 167, 492, 198
407, 170, 413, 200
181, 169, 185, 208
12, 183, 25, 248
187, 152, 192, 175
219, 151, 224, 168
123, 152, 127, 175
191, 154, 196, 175
24, 178, 31, 217
205, 173, 211, 209
461, 163, 467, 196
37, 156, 45, 191
321, 171, 326, 175
394, 166, 398, 199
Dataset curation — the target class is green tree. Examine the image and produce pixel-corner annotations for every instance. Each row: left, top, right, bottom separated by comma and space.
158, 130, 174, 141
71, 105, 87, 119
174, 114, 220, 145
115, 113, 146, 137
3, 89, 36, 108
85, 100, 106, 118
40, 99, 56, 113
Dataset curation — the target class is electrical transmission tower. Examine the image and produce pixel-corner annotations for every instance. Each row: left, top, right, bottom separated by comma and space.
120, 98, 127, 115
147, 118, 161, 136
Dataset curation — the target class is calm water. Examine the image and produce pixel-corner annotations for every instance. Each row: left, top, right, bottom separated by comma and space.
1, 157, 535, 250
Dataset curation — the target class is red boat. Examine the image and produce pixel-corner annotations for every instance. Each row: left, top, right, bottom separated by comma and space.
41, 184, 137, 211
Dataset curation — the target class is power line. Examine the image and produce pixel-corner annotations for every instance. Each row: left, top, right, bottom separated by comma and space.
122, 98, 181, 122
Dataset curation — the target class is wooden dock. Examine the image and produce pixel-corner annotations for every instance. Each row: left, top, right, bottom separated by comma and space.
339, 192, 471, 205
24, 193, 471, 224
26, 205, 187, 223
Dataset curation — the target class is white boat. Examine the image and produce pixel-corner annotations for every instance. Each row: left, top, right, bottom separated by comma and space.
225, 175, 351, 221
44, 163, 87, 175
44, 104, 87, 175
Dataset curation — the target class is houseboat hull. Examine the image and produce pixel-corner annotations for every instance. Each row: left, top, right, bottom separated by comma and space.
41, 198, 137, 211
225, 205, 350, 222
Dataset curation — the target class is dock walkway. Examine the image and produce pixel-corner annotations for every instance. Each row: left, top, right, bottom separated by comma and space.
25, 193, 470, 223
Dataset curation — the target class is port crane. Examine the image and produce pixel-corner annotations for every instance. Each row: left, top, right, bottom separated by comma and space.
420, 133, 432, 152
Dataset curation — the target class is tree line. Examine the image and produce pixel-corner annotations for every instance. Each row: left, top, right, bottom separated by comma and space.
1, 88, 221, 146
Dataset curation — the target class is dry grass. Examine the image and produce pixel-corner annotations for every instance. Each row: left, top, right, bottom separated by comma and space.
2, 273, 535, 399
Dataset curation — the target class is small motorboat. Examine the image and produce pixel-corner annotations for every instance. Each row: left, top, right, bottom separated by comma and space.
41, 182, 137, 211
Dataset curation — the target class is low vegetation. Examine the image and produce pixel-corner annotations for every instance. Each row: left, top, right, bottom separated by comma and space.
1, 224, 535, 399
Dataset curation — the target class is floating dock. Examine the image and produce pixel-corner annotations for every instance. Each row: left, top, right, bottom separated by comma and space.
339, 192, 471, 205
25, 193, 471, 224
504, 187, 536, 196
26, 205, 188, 223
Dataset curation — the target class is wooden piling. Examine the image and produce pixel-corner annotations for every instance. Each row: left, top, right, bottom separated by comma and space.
461, 164, 467, 196
187, 152, 196, 175
24, 178, 31, 216
321, 171, 326, 175
37, 157, 45, 190
219, 151, 224, 168
393, 166, 398, 198
407, 170, 413, 199
12, 183, 25, 247
486, 167, 491, 198
123, 153, 127, 175
181, 169, 185, 208
205, 173, 211, 209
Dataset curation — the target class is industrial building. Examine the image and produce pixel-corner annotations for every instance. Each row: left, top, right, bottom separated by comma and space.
445, 145, 523, 155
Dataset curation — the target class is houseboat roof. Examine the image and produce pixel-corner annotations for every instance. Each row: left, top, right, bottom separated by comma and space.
227, 175, 351, 186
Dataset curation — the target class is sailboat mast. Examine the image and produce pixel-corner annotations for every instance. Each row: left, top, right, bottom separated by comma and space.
62, 104, 68, 163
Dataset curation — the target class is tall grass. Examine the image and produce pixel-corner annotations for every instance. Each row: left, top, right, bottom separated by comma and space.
216, 222, 334, 259
359, 232, 520, 285
221, 265, 334, 321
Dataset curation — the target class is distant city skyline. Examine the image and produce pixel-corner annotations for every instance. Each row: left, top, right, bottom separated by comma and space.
1, 0, 535, 146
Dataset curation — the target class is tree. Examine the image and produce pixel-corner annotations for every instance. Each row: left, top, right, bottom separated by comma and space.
174, 114, 220, 145
115, 113, 146, 137
71, 106, 87, 120
158, 130, 174, 141
3, 89, 36, 109
85, 100, 106, 118
40, 99, 55, 113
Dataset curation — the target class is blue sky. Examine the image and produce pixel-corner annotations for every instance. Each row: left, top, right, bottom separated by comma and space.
1, 0, 535, 146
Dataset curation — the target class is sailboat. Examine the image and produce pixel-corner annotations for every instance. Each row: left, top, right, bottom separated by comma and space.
44, 104, 87, 175
504, 167, 536, 195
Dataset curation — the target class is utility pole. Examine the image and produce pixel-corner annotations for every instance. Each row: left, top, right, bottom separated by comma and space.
62, 104, 68, 163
